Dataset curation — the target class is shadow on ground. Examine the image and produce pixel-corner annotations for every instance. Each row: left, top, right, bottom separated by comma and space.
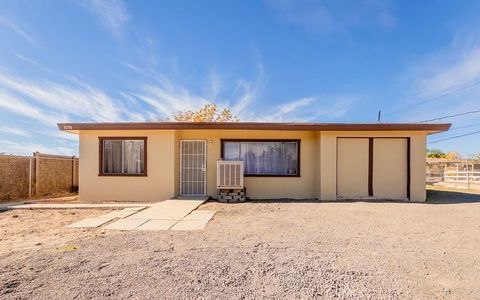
241, 189, 480, 205
427, 189, 480, 204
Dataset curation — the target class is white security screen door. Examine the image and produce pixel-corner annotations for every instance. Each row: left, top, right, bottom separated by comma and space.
180, 140, 207, 196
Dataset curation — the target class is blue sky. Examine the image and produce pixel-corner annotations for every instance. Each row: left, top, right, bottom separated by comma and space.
1, 0, 480, 156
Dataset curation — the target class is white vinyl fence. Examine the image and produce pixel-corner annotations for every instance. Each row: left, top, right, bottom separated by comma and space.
443, 170, 480, 189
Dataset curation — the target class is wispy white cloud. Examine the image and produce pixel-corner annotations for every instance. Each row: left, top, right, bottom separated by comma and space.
132, 84, 210, 119
127, 60, 269, 121
123, 62, 147, 76
0, 90, 63, 125
0, 50, 356, 157
259, 95, 355, 122
119, 92, 158, 121
264, 97, 315, 121
308, 96, 356, 121
74, 0, 129, 36
275, 97, 314, 115
206, 70, 222, 101
265, 0, 395, 33
230, 63, 268, 119
416, 47, 480, 97
42, 130, 80, 142
14, 54, 52, 74
125, 55, 355, 123
398, 34, 480, 123
0, 139, 76, 156
0, 126, 31, 137
0, 16, 39, 47
230, 79, 259, 117
0, 72, 123, 122
120, 40, 271, 121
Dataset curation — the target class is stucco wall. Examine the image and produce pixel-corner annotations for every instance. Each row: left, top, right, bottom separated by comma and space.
320, 131, 427, 202
79, 130, 175, 202
175, 130, 317, 199
410, 134, 427, 202
78, 129, 427, 202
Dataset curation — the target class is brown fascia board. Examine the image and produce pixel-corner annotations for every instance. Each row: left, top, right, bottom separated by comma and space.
57, 122, 451, 134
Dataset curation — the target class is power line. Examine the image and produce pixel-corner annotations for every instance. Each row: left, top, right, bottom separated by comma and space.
448, 122, 480, 132
428, 130, 480, 144
385, 79, 480, 116
434, 125, 480, 139
416, 109, 480, 123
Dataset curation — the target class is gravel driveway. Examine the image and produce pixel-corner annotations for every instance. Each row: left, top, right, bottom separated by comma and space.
1, 189, 479, 299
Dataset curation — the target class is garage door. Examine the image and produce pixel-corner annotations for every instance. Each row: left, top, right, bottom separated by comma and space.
337, 137, 409, 200
337, 138, 369, 198
373, 138, 408, 200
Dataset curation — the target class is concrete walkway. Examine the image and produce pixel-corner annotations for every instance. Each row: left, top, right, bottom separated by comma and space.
128, 199, 205, 220
66, 207, 146, 228
170, 210, 216, 230
66, 198, 214, 231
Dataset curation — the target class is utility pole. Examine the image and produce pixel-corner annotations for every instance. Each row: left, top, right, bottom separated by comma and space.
377, 110, 382, 123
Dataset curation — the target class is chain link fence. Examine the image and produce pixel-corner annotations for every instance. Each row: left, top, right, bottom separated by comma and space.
0, 152, 78, 201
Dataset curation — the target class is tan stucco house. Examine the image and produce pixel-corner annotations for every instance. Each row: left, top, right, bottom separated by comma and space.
58, 122, 450, 202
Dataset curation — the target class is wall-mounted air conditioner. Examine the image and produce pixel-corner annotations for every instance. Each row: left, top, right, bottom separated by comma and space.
216, 160, 244, 189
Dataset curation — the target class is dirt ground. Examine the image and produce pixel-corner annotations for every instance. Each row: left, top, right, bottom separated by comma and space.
1, 190, 479, 299
0, 192, 79, 204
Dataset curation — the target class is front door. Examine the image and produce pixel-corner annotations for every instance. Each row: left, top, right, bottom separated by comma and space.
180, 140, 207, 196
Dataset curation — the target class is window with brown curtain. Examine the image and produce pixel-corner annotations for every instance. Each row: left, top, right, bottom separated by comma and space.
99, 137, 146, 176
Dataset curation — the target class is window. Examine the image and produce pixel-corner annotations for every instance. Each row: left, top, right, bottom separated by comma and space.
221, 140, 300, 176
99, 137, 147, 176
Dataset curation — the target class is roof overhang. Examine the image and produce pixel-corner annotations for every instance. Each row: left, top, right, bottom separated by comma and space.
57, 122, 451, 135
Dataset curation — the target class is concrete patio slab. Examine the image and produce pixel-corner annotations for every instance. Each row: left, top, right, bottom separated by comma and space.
58, 198, 209, 231
131, 209, 193, 220
129, 199, 206, 220
136, 219, 177, 231
182, 210, 216, 221
161, 200, 206, 207
65, 217, 115, 228
122, 206, 146, 211
170, 219, 209, 231
99, 208, 145, 219
104, 218, 149, 230
170, 210, 215, 230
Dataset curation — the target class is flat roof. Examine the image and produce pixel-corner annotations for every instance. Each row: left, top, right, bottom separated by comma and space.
57, 122, 451, 134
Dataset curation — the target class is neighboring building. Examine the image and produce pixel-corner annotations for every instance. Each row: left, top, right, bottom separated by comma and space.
427, 157, 480, 173
426, 157, 480, 187
58, 122, 450, 202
